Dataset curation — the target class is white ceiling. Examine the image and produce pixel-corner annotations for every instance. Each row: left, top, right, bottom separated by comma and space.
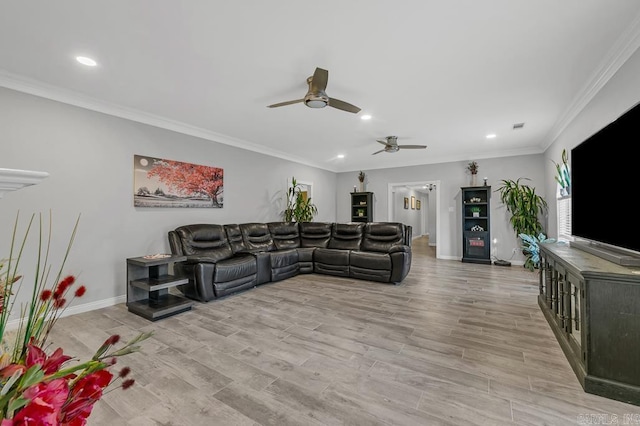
2, 1, 640, 173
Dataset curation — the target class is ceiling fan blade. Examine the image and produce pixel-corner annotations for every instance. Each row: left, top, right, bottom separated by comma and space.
375, 139, 389, 146
267, 99, 304, 108
310, 67, 328, 92
371, 149, 386, 155
398, 145, 427, 149
328, 98, 361, 114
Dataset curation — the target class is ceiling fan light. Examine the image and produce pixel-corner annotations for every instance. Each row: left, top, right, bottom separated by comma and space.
305, 99, 327, 108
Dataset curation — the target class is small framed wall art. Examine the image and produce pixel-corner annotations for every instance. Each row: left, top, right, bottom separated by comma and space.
416, 200, 421, 210
404, 197, 409, 209
411, 196, 415, 209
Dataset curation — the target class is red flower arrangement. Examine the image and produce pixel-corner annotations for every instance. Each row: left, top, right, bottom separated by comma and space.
0, 212, 151, 425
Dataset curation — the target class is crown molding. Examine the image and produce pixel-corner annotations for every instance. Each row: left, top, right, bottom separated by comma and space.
544, 11, 640, 150
0, 70, 335, 172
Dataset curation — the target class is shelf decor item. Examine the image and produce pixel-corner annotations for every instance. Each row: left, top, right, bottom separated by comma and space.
552, 149, 571, 197
467, 161, 479, 186
0, 212, 152, 424
471, 206, 481, 217
358, 171, 365, 192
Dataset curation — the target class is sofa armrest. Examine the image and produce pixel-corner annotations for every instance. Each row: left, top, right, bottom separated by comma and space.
389, 244, 410, 254
390, 250, 412, 283
175, 261, 216, 302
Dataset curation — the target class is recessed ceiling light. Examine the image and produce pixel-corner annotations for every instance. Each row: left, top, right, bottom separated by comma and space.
486, 133, 497, 139
360, 115, 372, 121
337, 154, 345, 159
76, 56, 97, 67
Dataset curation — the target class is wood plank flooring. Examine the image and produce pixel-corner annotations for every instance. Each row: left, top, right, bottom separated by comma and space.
48, 237, 640, 425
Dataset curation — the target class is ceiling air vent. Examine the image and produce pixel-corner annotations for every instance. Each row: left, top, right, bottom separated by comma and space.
513, 123, 525, 129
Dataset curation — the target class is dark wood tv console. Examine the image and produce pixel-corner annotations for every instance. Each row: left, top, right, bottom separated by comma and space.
539, 243, 640, 406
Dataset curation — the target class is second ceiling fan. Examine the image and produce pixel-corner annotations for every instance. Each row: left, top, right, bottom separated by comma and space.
373, 136, 427, 155
267, 67, 361, 114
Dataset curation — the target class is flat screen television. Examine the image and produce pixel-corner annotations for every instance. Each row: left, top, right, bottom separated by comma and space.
570, 100, 640, 265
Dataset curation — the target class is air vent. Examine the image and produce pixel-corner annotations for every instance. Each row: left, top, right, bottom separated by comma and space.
513, 123, 525, 129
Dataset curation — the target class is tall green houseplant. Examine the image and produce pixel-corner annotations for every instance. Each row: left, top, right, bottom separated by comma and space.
283, 176, 318, 222
495, 177, 548, 270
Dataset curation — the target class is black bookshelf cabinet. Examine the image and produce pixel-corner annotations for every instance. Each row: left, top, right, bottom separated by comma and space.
461, 186, 491, 264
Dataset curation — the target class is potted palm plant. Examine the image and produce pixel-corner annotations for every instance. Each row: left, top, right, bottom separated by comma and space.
283, 176, 318, 222
495, 177, 549, 270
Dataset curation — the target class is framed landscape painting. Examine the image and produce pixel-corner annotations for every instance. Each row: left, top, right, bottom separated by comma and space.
134, 155, 224, 208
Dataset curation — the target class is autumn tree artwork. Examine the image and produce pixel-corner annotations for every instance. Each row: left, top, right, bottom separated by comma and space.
134, 155, 224, 207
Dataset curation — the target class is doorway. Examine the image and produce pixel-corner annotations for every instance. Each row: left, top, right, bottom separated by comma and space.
387, 180, 440, 258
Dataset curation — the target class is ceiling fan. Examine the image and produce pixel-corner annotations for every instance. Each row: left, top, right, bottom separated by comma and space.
372, 136, 427, 155
267, 67, 361, 114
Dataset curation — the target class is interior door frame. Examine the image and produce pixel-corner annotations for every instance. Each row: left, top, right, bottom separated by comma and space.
387, 180, 440, 258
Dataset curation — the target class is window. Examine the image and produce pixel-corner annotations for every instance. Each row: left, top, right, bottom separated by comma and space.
557, 196, 571, 241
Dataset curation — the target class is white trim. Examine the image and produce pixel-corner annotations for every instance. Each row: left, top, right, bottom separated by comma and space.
4, 295, 126, 331
0, 70, 332, 172
388, 180, 441, 259
543, 11, 640, 150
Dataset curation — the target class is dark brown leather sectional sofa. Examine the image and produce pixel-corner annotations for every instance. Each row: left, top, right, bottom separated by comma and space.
168, 221, 412, 302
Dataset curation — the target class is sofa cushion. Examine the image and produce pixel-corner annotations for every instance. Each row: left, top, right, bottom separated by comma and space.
349, 250, 392, 282
314, 248, 350, 276
361, 222, 405, 253
349, 250, 392, 270
213, 276, 256, 298
299, 222, 332, 248
214, 255, 257, 282
328, 222, 364, 250
174, 224, 233, 261
240, 223, 275, 252
268, 222, 301, 250
224, 224, 247, 254
297, 247, 315, 274
270, 249, 300, 282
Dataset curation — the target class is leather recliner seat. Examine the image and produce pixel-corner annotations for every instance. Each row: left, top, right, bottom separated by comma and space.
168, 224, 257, 301
168, 221, 412, 302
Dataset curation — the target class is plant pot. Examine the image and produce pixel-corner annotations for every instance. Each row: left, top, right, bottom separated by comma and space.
472, 212, 480, 217
359, 182, 365, 192
470, 174, 477, 186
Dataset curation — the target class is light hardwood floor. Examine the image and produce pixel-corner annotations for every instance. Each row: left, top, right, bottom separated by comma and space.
49, 236, 640, 425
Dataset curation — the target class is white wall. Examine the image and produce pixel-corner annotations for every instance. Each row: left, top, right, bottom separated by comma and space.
337, 156, 546, 261
0, 87, 336, 319
545, 47, 640, 239
6, 40, 639, 318
392, 187, 422, 235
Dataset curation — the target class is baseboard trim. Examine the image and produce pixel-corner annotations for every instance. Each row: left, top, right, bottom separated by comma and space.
5, 295, 126, 331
